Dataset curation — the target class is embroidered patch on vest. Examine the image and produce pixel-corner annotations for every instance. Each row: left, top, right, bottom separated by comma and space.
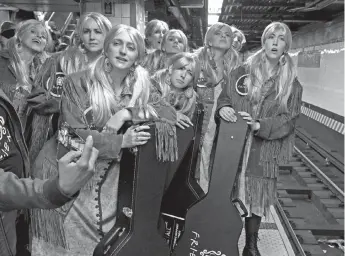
235, 74, 249, 96
49, 72, 66, 98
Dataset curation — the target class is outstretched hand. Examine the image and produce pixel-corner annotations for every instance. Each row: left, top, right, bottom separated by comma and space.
58, 135, 99, 196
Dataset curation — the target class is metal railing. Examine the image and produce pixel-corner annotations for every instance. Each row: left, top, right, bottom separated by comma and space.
60, 12, 74, 36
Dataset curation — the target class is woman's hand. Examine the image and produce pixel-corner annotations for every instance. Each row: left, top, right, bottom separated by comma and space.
238, 111, 260, 131
104, 109, 132, 133
219, 107, 237, 122
121, 125, 151, 148
176, 112, 193, 129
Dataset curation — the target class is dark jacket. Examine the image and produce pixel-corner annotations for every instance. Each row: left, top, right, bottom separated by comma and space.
0, 89, 75, 256
0, 50, 18, 101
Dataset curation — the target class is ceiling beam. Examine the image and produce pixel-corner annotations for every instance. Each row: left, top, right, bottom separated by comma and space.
221, 15, 326, 22
223, 1, 306, 9
227, 17, 325, 23
306, 0, 343, 9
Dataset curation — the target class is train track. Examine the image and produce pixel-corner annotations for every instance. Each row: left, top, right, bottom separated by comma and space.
275, 129, 344, 256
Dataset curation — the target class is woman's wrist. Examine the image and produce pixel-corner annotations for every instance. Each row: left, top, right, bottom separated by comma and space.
253, 121, 260, 132
121, 108, 133, 121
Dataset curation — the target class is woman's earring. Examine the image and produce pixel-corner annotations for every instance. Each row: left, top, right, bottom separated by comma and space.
208, 46, 217, 71
104, 57, 113, 73
280, 52, 287, 66
166, 75, 171, 86
16, 38, 22, 49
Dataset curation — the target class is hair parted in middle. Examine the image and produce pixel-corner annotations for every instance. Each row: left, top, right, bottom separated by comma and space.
144, 19, 169, 50
75, 12, 112, 48
7, 19, 50, 88
152, 52, 199, 118
161, 29, 189, 53
86, 24, 157, 127
194, 22, 239, 84
245, 22, 296, 111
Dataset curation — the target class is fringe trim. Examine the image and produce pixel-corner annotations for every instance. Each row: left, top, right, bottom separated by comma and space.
30, 156, 71, 249
30, 208, 68, 249
155, 121, 178, 162
259, 132, 295, 164
260, 161, 279, 179
245, 175, 277, 217
29, 114, 51, 169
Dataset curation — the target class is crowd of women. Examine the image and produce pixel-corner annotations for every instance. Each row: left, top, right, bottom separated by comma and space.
0, 11, 302, 256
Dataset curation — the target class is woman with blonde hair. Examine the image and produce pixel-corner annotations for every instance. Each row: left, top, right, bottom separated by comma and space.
143, 29, 189, 75
194, 22, 239, 192
75, 12, 112, 65
231, 26, 246, 52
0, 20, 50, 125
217, 22, 303, 256
145, 19, 169, 53
30, 24, 176, 256
151, 52, 200, 128
25, 12, 111, 165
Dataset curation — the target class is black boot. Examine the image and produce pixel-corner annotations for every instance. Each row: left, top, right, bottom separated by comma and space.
242, 214, 261, 256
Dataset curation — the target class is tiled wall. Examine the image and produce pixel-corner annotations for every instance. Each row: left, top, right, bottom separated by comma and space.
110, 3, 131, 26
81, 0, 145, 34
289, 16, 344, 117
83, 1, 130, 26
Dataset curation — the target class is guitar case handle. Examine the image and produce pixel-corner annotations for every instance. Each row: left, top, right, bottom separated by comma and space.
232, 198, 248, 218
93, 226, 126, 256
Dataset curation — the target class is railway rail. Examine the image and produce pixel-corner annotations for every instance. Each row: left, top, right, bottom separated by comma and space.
275, 129, 344, 256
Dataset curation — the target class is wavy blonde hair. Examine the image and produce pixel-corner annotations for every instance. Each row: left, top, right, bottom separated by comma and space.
245, 22, 296, 111
75, 12, 112, 48
7, 19, 50, 87
152, 52, 199, 117
161, 29, 189, 53
231, 26, 246, 51
145, 19, 169, 50
194, 22, 239, 84
143, 29, 189, 74
87, 24, 156, 127
59, 47, 87, 75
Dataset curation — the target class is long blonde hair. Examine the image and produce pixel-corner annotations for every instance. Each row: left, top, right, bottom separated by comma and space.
75, 12, 112, 48
143, 29, 189, 74
195, 22, 239, 84
59, 47, 87, 75
145, 19, 169, 50
7, 19, 49, 88
231, 26, 246, 51
88, 24, 156, 127
245, 22, 296, 111
152, 52, 199, 117
161, 29, 189, 53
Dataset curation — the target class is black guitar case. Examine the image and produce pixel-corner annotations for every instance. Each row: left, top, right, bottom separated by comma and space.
172, 116, 248, 256
160, 104, 205, 252
93, 120, 197, 256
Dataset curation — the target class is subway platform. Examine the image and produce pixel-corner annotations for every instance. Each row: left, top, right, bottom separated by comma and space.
238, 206, 295, 256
